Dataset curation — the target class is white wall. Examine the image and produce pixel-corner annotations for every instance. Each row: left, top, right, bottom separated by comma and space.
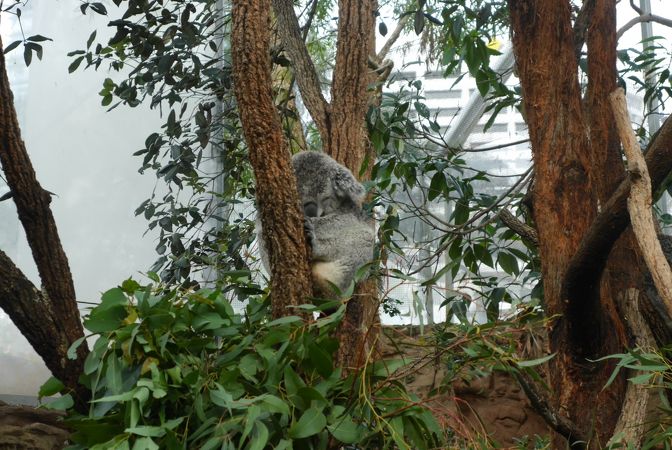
0, 2, 161, 397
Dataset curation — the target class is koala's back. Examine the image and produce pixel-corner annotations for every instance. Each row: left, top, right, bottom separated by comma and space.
257, 151, 374, 296
308, 212, 375, 293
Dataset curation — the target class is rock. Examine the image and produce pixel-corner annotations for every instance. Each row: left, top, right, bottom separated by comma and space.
0, 400, 69, 450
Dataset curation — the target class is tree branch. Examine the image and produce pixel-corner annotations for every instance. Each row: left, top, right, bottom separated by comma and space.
512, 369, 588, 449
563, 112, 672, 318
610, 88, 672, 316
617, 13, 672, 40
377, 14, 410, 61
572, 0, 595, 59
0, 37, 89, 409
328, 0, 376, 170
499, 209, 539, 247
610, 289, 655, 447
272, 0, 331, 141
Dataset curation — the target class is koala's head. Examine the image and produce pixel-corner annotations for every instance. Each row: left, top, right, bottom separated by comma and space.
291, 151, 366, 218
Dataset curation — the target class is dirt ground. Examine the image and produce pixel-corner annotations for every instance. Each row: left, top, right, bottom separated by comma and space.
379, 326, 551, 448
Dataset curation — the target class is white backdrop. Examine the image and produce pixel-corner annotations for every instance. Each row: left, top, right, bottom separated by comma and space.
0, 2, 161, 397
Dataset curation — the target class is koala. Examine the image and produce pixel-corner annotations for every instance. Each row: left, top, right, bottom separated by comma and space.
257, 151, 375, 296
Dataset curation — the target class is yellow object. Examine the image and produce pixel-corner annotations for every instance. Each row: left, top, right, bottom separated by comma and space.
487, 38, 502, 51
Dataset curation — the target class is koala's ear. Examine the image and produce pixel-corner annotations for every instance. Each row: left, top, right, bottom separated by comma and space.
333, 166, 366, 205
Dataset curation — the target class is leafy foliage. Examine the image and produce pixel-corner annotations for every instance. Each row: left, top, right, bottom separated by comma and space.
53, 281, 445, 449
602, 348, 672, 449
70, 0, 257, 287
368, 80, 540, 322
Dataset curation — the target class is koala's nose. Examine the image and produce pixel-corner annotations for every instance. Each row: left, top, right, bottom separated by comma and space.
304, 202, 319, 217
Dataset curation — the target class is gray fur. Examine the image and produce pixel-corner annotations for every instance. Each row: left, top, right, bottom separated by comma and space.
257, 151, 374, 295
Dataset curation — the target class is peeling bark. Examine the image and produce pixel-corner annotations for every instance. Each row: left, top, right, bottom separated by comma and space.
610, 88, 672, 315
231, 0, 313, 319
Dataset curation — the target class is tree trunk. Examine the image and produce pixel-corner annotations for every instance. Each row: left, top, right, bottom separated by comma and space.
0, 38, 89, 411
230, 0, 313, 319
508, 0, 630, 444
327, 0, 380, 370
271, 0, 381, 368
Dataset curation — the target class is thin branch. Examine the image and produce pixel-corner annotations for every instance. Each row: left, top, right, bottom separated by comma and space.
272, 0, 331, 140
512, 370, 588, 449
610, 88, 672, 316
629, 0, 643, 15
377, 14, 411, 61
499, 209, 539, 247
617, 13, 672, 40
299, 0, 318, 41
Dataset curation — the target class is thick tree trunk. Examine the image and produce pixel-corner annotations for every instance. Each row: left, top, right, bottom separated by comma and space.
0, 38, 89, 410
508, 0, 630, 444
328, 0, 380, 370
327, 0, 376, 171
231, 0, 313, 319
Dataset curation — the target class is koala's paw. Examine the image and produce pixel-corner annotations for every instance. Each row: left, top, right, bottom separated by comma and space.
304, 218, 316, 246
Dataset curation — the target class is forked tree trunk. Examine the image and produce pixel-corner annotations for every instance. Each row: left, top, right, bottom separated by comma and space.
237, 0, 381, 369
508, 0, 661, 444
0, 38, 89, 411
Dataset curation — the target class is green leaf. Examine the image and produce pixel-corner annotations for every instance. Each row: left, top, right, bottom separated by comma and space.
38, 376, 64, 399
27, 34, 52, 42
241, 405, 261, 443
131, 437, 158, 450
259, 394, 290, 416
42, 394, 74, 410
23, 44, 32, 66
84, 288, 129, 332
121, 278, 141, 294
288, 407, 327, 439
327, 414, 364, 444
67, 335, 86, 360
517, 352, 556, 367
266, 316, 303, 327
125, 425, 165, 438
249, 421, 269, 450
497, 251, 519, 276
372, 358, 407, 377
69, 55, 85, 73
308, 343, 333, 377
3, 40, 21, 54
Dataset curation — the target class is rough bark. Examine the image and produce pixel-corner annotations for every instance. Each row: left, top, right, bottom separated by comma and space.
327, 0, 376, 171
329, 0, 380, 370
508, 0, 625, 445
0, 38, 89, 410
231, 0, 313, 319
